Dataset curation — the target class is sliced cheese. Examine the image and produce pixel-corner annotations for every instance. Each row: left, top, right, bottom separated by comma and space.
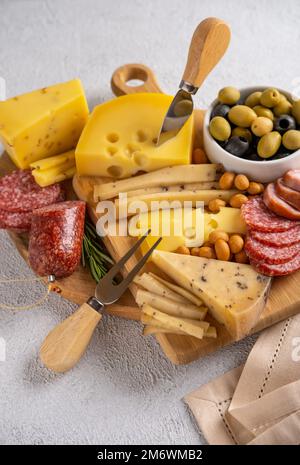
0, 80, 89, 169
134, 273, 190, 304
76, 93, 194, 178
151, 250, 272, 340
94, 164, 222, 200
116, 190, 238, 218
30, 149, 75, 171
149, 273, 203, 306
124, 182, 219, 199
136, 289, 207, 320
142, 305, 205, 339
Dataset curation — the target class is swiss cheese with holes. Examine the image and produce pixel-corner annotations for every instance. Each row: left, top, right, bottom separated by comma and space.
75, 93, 194, 178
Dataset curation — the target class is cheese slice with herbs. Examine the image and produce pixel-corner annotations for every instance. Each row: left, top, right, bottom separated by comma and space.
151, 250, 272, 340
0, 79, 88, 169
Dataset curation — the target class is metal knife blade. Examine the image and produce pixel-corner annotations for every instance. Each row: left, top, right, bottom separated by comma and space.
156, 82, 197, 146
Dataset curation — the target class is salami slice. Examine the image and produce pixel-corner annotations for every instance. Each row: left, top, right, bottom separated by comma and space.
0, 170, 64, 212
0, 208, 32, 231
250, 227, 300, 247
241, 197, 299, 232
245, 236, 300, 264
250, 254, 300, 276
28, 201, 86, 278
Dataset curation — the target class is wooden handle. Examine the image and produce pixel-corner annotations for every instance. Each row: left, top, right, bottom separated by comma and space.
182, 17, 231, 88
40, 303, 102, 373
111, 63, 162, 96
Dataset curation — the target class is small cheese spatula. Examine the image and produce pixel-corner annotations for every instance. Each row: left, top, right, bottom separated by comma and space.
40, 230, 161, 373
157, 17, 231, 145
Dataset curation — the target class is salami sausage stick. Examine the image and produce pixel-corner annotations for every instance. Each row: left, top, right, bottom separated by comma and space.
29, 201, 86, 278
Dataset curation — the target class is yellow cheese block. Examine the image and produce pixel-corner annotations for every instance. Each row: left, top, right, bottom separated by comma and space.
0, 79, 89, 169
204, 207, 247, 240
151, 250, 272, 340
140, 234, 185, 255
75, 93, 194, 178
129, 207, 246, 252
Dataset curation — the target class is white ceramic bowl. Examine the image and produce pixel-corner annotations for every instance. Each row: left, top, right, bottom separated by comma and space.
203, 86, 300, 182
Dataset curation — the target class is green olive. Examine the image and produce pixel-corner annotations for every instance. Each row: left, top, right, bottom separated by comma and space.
292, 100, 300, 124
209, 116, 231, 141
273, 97, 292, 117
257, 131, 282, 158
260, 88, 281, 108
232, 127, 253, 142
228, 105, 257, 128
253, 105, 274, 121
251, 117, 273, 137
245, 91, 262, 108
218, 87, 241, 105
282, 130, 300, 150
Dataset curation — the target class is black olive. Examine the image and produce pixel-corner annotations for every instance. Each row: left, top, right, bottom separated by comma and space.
211, 103, 231, 119
225, 136, 249, 157
269, 146, 292, 160
274, 114, 296, 133
246, 152, 264, 162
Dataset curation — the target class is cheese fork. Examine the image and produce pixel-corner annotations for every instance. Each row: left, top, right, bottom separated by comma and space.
40, 230, 161, 373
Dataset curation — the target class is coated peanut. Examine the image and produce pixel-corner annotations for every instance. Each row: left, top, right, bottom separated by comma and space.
214, 239, 231, 261
176, 246, 190, 255
229, 235, 244, 254
191, 247, 200, 256
192, 148, 208, 164
219, 172, 235, 190
234, 174, 250, 191
209, 230, 229, 244
208, 198, 226, 213
235, 250, 249, 264
247, 181, 263, 195
199, 246, 216, 259
229, 193, 248, 208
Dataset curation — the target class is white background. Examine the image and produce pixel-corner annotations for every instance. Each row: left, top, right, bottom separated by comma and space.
0, 0, 299, 445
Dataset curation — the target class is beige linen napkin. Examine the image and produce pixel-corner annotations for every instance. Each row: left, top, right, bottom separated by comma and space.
185, 314, 300, 445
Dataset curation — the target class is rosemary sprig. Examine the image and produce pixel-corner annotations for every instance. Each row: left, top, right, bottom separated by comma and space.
81, 220, 114, 283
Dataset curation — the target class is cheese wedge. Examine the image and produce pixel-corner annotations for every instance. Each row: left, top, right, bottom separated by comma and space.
151, 251, 272, 340
0, 79, 89, 169
76, 93, 194, 178
141, 305, 205, 339
94, 164, 222, 200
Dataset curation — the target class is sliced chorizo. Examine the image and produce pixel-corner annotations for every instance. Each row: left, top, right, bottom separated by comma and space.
283, 170, 300, 193
275, 178, 300, 210
263, 183, 300, 221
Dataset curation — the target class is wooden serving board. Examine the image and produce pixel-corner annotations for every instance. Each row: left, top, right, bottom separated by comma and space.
2, 63, 300, 365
